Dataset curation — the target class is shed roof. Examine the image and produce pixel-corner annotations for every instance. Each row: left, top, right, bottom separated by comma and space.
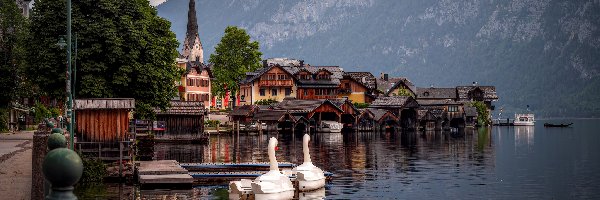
385, 78, 417, 96
253, 110, 291, 122
74, 98, 135, 110
274, 99, 343, 113
416, 87, 457, 99
154, 101, 204, 115
416, 99, 462, 106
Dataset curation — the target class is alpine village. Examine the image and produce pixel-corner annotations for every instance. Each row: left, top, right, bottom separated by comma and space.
2, 0, 504, 199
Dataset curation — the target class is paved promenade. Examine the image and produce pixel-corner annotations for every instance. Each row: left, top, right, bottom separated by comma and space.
0, 131, 34, 200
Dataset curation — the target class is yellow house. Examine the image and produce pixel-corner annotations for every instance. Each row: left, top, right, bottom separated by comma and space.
239, 65, 298, 105
338, 72, 378, 103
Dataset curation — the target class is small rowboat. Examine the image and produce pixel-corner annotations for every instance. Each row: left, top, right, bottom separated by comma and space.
543, 123, 573, 127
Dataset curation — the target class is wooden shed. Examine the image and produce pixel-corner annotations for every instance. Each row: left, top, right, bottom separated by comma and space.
154, 101, 205, 136
74, 98, 134, 142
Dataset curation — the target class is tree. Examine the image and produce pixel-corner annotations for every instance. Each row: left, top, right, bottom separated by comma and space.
209, 26, 262, 100
0, 0, 28, 107
28, 0, 181, 118
0, 0, 30, 131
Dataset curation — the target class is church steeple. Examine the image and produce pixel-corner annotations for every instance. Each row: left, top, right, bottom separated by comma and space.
181, 0, 204, 63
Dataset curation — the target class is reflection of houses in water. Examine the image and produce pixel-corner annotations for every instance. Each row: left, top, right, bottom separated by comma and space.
514, 126, 535, 147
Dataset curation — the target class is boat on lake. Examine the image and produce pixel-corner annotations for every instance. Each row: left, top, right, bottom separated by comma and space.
319, 121, 342, 133
543, 123, 573, 127
513, 114, 535, 126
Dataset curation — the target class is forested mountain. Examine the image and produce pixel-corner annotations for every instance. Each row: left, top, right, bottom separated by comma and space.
156, 0, 600, 117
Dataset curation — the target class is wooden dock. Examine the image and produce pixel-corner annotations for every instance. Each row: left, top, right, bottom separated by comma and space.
136, 160, 193, 189
180, 162, 296, 172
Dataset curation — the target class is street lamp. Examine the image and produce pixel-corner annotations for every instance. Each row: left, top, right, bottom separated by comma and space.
57, 34, 77, 145
56, 0, 74, 150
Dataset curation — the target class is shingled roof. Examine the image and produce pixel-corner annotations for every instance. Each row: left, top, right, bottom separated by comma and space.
273, 99, 343, 113
385, 78, 417, 96
253, 110, 291, 122
344, 72, 377, 90
240, 64, 297, 84
416, 87, 457, 99
154, 101, 205, 115
416, 99, 462, 106
370, 96, 419, 109
283, 66, 344, 88
229, 105, 258, 116
456, 86, 499, 100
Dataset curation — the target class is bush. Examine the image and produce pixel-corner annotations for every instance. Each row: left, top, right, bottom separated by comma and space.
471, 101, 490, 126
353, 102, 370, 109
0, 108, 8, 132
205, 120, 221, 127
79, 157, 107, 184
255, 99, 278, 105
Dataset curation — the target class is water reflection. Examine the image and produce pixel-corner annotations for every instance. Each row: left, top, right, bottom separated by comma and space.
514, 126, 535, 148
123, 120, 600, 199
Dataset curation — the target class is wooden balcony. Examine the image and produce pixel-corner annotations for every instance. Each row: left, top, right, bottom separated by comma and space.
258, 79, 294, 87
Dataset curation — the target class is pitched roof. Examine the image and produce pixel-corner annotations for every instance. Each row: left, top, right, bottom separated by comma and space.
343, 72, 377, 90
385, 78, 417, 96
240, 64, 297, 84
273, 99, 343, 113
370, 96, 418, 108
229, 105, 258, 116
253, 110, 291, 122
416, 99, 462, 106
456, 86, 499, 100
377, 77, 412, 93
416, 87, 457, 99
283, 66, 344, 87
366, 108, 397, 121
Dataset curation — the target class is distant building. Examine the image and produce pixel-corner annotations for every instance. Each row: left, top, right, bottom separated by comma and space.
239, 64, 297, 106
338, 72, 378, 103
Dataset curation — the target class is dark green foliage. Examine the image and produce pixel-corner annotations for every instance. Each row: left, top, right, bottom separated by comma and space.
353, 102, 370, 109
28, 0, 181, 119
204, 119, 220, 127
471, 101, 490, 126
0, 0, 29, 108
0, 108, 8, 131
209, 26, 262, 98
255, 99, 277, 105
33, 102, 50, 123
79, 157, 106, 184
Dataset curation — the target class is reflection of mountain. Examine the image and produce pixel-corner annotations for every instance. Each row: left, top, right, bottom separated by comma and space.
514, 126, 535, 148
157, 1, 600, 117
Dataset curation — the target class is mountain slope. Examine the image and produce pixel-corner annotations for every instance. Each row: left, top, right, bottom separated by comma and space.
157, 0, 600, 117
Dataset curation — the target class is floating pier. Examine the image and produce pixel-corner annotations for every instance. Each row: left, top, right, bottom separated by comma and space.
136, 160, 333, 187
136, 160, 194, 189
180, 162, 296, 172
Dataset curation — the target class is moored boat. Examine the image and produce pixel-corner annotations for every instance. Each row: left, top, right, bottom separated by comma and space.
513, 114, 535, 126
544, 123, 573, 127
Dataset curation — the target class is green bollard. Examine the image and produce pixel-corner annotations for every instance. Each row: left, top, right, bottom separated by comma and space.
42, 148, 83, 200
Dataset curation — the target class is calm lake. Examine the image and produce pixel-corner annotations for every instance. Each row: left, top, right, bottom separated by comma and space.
78, 119, 600, 199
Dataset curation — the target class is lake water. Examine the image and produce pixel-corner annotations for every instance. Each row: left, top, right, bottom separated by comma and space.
78, 119, 600, 199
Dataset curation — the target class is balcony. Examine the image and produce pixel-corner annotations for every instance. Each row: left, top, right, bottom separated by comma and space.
258, 79, 294, 87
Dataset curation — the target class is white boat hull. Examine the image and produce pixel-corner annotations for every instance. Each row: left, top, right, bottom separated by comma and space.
298, 178, 326, 192
254, 190, 294, 200
513, 121, 535, 126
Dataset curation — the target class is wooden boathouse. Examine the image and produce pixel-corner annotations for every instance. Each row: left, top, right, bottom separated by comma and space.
74, 98, 134, 161
369, 96, 419, 130
154, 101, 205, 136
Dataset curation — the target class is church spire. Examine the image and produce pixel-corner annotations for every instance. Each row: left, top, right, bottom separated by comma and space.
182, 0, 203, 63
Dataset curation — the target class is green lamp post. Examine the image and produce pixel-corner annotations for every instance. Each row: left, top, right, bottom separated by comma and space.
56, 0, 75, 149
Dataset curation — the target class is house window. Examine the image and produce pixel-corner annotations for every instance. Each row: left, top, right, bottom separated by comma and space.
278, 74, 288, 80
259, 89, 265, 96
195, 79, 200, 87
316, 89, 322, 96
303, 90, 307, 96
285, 88, 292, 96
448, 106, 458, 112
423, 92, 429, 97
271, 89, 278, 96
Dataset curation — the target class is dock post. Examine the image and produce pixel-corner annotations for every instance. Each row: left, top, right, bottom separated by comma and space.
119, 142, 123, 178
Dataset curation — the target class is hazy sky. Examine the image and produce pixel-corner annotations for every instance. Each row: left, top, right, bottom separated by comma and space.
149, 0, 168, 7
